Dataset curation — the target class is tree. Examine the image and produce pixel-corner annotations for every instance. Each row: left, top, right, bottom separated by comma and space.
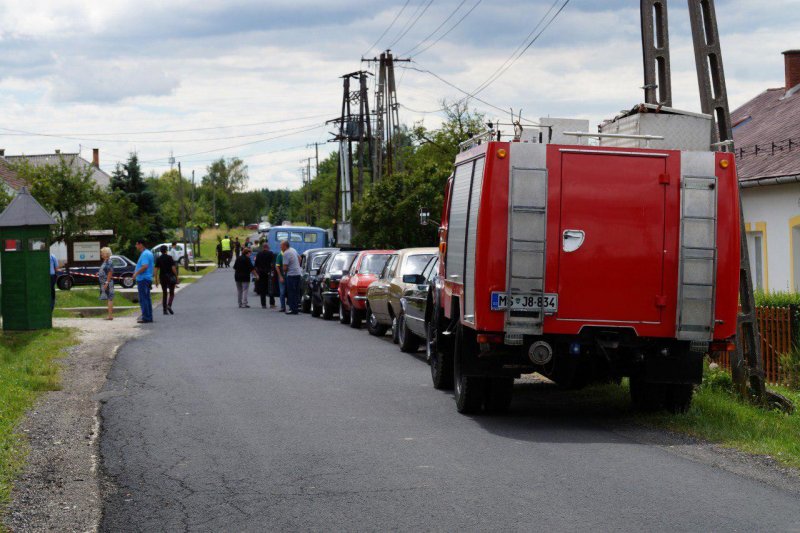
111, 153, 165, 244
95, 190, 154, 258
13, 156, 97, 244
0, 186, 12, 212
202, 157, 249, 226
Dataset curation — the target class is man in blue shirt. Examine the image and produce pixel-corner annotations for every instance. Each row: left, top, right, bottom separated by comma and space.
49, 253, 58, 311
133, 239, 155, 323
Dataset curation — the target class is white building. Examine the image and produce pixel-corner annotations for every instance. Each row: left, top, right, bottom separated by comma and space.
734, 50, 800, 293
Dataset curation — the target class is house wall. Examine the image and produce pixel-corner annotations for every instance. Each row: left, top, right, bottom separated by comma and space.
741, 181, 800, 292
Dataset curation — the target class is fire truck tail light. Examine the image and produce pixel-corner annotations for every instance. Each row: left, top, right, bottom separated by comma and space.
497, 148, 507, 159
720, 159, 730, 169
710, 341, 736, 353
477, 333, 504, 344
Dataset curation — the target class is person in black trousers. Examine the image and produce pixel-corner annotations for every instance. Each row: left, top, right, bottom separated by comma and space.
254, 243, 276, 309
233, 248, 258, 308
154, 245, 179, 315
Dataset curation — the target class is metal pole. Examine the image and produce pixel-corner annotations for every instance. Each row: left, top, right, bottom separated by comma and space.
177, 162, 189, 269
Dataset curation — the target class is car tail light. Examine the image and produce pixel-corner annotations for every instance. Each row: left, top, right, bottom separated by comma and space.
357, 287, 368, 295
329, 280, 339, 289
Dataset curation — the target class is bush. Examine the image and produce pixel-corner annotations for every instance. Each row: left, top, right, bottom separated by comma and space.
779, 347, 800, 390
703, 361, 734, 392
754, 290, 800, 307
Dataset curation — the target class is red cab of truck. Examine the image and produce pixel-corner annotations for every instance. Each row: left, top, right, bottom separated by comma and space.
429, 112, 739, 414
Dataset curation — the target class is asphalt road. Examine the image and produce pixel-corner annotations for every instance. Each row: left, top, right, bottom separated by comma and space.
100, 269, 800, 532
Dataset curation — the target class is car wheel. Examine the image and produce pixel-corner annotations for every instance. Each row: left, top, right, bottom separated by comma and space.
322, 299, 334, 320
349, 303, 362, 328
339, 300, 350, 324
398, 312, 420, 353
366, 304, 388, 337
57, 275, 74, 291
391, 315, 400, 344
311, 297, 321, 318
302, 294, 311, 313
121, 274, 135, 289
454, 324, 485, 414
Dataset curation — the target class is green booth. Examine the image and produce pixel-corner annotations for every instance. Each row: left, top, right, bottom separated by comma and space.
0, 187, 57, 330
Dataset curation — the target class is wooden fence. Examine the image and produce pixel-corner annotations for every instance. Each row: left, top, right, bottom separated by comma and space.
717, 306, 795, 384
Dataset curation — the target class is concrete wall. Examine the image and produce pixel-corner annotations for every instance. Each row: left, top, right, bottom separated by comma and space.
741, 181, 800, 292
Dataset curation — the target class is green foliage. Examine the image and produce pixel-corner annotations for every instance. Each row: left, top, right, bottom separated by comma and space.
94, 190, 153, 258
0, 185, 11, 212
754, 290, 800, 307
110, 153, 165, 246
200, 157, 249, 227
702, 360, 734, 393
0, 329, 76, 507
289, 153, 338, 227
13, 157, 97, 243
779, 347, 800, 390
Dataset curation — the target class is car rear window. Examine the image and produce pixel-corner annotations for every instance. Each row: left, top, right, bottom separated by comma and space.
359, 254, 390, 275
311, 254, 329, 270
327, 253, 352, 273
402, 254, 434, 276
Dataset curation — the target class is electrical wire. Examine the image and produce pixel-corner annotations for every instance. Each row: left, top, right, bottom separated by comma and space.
362, 0, 411, 58
400, 0, 467, 57
386, 0, 435, 50
408, 0, 481, 57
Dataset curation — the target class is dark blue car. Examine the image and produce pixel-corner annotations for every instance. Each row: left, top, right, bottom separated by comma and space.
56, 255, 138, 290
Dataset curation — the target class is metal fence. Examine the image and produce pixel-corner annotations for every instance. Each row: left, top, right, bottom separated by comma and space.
718, 306, 796, 384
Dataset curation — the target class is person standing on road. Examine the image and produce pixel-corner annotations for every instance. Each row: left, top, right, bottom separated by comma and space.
133, 240, 155, 324
155, 245, 179, 315
281, 240, 302, 315
221, 235, 232, 268
254, 243, 275, 309
233, 247, 258, 308
49, 252, 58, 311
274, 247, 286, 312
98, 247, 115, 320
216, 240, 223, 268
234, 237, 242, 260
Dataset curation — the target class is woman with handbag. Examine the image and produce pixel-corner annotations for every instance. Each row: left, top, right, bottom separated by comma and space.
154, 245, 179, 315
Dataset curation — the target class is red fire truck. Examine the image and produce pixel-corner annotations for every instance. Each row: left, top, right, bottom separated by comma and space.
428, 109, 740, 414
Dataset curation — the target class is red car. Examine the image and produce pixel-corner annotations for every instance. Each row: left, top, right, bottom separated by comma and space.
338, 250, 395, 328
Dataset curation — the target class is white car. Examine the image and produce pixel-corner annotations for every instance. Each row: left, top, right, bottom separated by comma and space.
258, 221, 270, 233
152, 242, 194, 265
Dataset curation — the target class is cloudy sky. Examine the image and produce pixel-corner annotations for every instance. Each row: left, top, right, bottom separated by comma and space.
0, 0, 797, 190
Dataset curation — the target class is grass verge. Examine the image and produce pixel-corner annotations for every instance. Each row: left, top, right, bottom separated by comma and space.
198, 227, 253, 261
0, 328, 76, 510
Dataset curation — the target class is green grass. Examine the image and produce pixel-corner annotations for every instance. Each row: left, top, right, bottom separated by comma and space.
754, 290, 800, 307
565, 369, 800, 469
197, 227, 253, 261
0, 328, 76, 509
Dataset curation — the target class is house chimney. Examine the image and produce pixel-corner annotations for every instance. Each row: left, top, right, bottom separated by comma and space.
92, 148, 99, 168
0, 149, 5, 157
783, 50, 800, 92
55, 149, 60, 154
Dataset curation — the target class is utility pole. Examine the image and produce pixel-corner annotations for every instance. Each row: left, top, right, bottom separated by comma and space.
300, 156, 314, 224
177, 162, 188, 269
362, 50, 411, 181
190, 169, 197, 270
307, 142, 323, 178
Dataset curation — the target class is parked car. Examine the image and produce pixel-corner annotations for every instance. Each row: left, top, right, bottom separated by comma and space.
300, 248, 338, 313
151, 242, 194, 265
338, 250, 395, 328
397, 256, 440, 354
310, 250, 359, 319
258, 221, 271, 233
267, 226, 329, 255
56, 255, 137, 290
246, 223, 259, 230
365, 247, 437, 339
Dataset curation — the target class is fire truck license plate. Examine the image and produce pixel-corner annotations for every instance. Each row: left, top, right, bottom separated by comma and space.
490, 292, 558, 312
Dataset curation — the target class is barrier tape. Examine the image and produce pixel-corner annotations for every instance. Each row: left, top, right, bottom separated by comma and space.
59, 270, 129, 283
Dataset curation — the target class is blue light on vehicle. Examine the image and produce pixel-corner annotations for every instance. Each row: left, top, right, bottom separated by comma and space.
570, 342, 581, 355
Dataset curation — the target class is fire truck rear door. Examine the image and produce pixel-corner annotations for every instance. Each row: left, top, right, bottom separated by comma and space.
557, 149, 668, 324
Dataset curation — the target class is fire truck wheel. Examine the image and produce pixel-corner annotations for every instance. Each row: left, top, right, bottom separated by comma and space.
57, 275, 74, 291
454, 325, 485, 414
349, 304, 362, 328
664, 384, 694, 413
121, 275, 135, 289
429, 321, 453, 389
397, 312, 420, 353
484, 378, 514, 414
629, 377, 666, 412
367, 305, 389, 337
339, 301, 350, 324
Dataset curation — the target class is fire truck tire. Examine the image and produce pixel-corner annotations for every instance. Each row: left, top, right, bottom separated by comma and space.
322, 299, 334, 320
367, 305, 389, 337
629, 377, 666, 412
429, 317, 453, 389
57, 275, 74, 291
121, 275, 135, 289
454, 325, 485, 414
397, 312, 420, 353
484, 377, 514, 414
664, 384, 694, 413
349, 305, 362, 328
339, 301, 350, 324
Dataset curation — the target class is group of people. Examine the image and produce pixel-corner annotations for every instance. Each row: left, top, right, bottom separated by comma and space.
91, 241, 180, 323
232, 239, 303, 314
216, 235, 244, 268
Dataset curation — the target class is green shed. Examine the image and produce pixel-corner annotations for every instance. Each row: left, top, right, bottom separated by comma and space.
0, 187, 56, 330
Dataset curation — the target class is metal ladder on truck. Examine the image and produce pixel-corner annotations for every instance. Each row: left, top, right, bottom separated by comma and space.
640, 0, 790, 409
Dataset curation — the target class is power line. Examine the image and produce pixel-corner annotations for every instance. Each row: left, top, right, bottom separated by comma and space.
400, 0, 467, 57
362, 0, 411, 57
408, 0, 482, 57
386, 0, 435, 50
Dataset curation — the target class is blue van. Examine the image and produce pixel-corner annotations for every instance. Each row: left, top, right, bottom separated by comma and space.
267, 226, 329, 255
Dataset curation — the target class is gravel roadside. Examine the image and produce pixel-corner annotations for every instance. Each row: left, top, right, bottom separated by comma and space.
3, 317, 141, 533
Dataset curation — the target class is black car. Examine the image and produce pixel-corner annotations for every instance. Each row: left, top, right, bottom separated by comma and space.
396, 256, 439, 354
311, 250, 359, 320
56, 255, 138, 290
300, 248, 338, 313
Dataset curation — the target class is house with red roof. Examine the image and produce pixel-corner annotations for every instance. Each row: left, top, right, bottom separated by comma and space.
733, 50, 800, 293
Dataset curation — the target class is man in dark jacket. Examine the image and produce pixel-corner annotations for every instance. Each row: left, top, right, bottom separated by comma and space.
254, 243, 276, 309
233, 248, 258, 308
